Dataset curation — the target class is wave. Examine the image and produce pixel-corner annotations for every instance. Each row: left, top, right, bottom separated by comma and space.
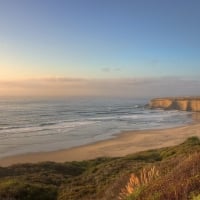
0, 120, 97, 139
40, 122, 57, 126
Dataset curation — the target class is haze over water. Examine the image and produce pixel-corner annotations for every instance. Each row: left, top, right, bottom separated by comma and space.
0, 1, 200, 98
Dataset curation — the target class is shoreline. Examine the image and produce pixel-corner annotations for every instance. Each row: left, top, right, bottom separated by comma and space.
0, 122, 200, 167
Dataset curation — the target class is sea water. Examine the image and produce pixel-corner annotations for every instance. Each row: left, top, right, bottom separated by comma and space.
0, 97, 193, 158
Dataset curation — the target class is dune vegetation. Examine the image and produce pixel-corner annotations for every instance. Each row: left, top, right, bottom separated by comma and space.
0, 137, 200, 200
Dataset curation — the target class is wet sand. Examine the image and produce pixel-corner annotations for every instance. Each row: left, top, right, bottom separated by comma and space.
0, 122, 200, 167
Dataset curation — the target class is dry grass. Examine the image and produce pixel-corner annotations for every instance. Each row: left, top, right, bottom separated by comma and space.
139, 152, 200, 200
192, 194, 200, 200
118, 166, 159, 200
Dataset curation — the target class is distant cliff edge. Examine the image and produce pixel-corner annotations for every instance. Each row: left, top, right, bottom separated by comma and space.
149, 97, 200, 112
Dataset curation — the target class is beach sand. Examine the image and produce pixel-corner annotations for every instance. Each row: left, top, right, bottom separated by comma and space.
0, 122, 200, 167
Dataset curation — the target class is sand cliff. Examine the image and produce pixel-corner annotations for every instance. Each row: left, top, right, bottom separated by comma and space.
149, 97, 200, 112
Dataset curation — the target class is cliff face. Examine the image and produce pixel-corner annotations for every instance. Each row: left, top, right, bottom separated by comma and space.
149, 97, 200, 112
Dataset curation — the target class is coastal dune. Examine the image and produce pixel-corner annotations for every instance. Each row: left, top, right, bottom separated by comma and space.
149, 97, 200, 111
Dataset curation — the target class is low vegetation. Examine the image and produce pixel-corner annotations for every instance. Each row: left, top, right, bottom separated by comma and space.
118, 166, 159, 200
0, 136, 200, 200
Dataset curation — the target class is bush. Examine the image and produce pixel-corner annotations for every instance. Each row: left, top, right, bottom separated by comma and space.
0, 179, 57, 200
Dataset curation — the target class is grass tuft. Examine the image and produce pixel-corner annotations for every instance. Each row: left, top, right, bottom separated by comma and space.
118, 166, 159, 200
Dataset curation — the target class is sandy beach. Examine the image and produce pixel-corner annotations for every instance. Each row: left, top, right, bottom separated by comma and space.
0, 122, 200, 167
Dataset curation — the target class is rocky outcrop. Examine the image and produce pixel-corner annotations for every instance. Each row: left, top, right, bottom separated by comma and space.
149, 97, 200, 112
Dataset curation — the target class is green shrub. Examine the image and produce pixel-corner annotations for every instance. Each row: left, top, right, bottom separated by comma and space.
0, 179, 57, 200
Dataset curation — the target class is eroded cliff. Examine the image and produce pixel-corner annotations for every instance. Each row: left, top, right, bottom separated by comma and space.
149, 97, 200, 112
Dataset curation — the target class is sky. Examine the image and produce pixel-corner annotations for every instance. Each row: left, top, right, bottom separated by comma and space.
0, 0, 200, 97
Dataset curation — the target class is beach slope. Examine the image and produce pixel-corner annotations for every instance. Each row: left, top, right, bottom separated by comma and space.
0, 123, 200, 166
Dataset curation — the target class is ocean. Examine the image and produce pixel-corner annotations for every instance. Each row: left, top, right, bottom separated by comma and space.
0, 97, 193, 158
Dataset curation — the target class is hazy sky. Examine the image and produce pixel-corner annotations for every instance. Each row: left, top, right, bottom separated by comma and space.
0, 0, 200, 97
